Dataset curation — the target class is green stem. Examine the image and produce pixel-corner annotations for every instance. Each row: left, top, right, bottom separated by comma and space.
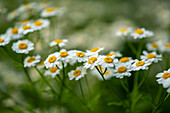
127, 41, 137, 55
35, 67, 58, 95
85, 75, 92, 97
137, 39, 143, 59
79, 80, 85, 101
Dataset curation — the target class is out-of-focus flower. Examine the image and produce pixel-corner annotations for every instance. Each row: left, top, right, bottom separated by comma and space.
6, 27, 23, 40
156, 69, 170, 93
41, 7, 66, 17
19, 24, 34, 35
32, 19, 50, 30
68, 66, 86, 80
141, 51, 162, 63
86, 47, 104, 56
24, 55, 41, 67
98, 55, 118, 68
45, 67, 60, 78
116, 27, 132, 37
0, 7, 7, 14
146, 40, 163, 51
50, 39, 68, 48
119, 57, 134, 64
160, 42, 170, 52
106, 51, 122, 57
56, 49, 73, 63
131, 28, 153, 39
12, 39, 34, 54
72, 50, 88, 63
37, 60, 45, 69
131, 59, 151, 71
0, 34, 10, 46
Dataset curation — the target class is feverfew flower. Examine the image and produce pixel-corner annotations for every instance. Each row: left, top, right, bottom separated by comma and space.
98, 55, 118, 68
160, 43, 170, 52
84, 55, 99, 70
6, 27, 23, 40
41, 7, 66, 17
0, 34, 10, 46
72, 50, 88, 63
56, 49, 73, 63
32, 19, 50, 30
119, 57, 134, 64
24, 55, 41, 67
156, 69, 170, 93
50, 39, 68, 48
37, 61, 45, 69
146, 41, 163, 51
86, 47, 104, 56
44, 67, 60, 78
116, 27, 132, 37
113, 63, 132, 79
12, 39, 34, 54
131, 28, 153, 39
44, 53, 60, 68
68, 66, 86, 80
19, 24, 34, 35
107, 51, 122, 58
141, 51, 162, 63
131, 59, 151, 71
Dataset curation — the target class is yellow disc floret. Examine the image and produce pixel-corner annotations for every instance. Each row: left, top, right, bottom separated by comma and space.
162, 73, 170, 79
152, 43, 158, 48
11, 28, 18, 34
136, 61, 145, 67
20, 19, 29, 24
90, 48, 99, 52
60, 52, 68, 57
73, 70, 81, 76
48, 56, 56, 63
34, 21, 43, 26
107, 52, 115, 56
55, 39, 63, 43
45, 8, 55, 12
18, 43, 28, 49
119, 57, 129, 63
120, 28, 127, 33
147, 54, 156, 59
117, 66, 127, 73
88, 57, 97, 64
0, 39, 4, 43
23, 25, 31, 30
135, 29, 144, 34
164, 43, 170, 48
49, 67, 58, 73
76, 52, 85, 57
39, 61, 44, 66
27, 57, 36, 63
104, 56, 113, 63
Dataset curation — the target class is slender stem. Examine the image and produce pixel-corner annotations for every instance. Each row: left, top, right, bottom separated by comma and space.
137, 39, 143, 59
85, 75, 92, 97
79, 80, 85, 101
127, 41, 137, 55
35, 67, 58, 95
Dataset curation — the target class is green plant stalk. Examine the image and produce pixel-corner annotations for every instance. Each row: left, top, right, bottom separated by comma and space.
79, 79, 86, 101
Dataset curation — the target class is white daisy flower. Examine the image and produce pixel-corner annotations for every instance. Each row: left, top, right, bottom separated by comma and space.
141, 51, 162, 63
146, 41, 163, 51
24, 55, 41, 67
113, 63, 132, 79
18, 2, 37, 13
12, 39, 34, 54
116, 27, 132, 37
72, 50, 89, 63
18, 19, 30, 25
6, 27, 23, 40
84, 55, 99, 70
156, 69, 170, 93
37, 60, 45, 69
44, 67, 60, 78
160, 42, 170, 52
119, 57, 134, 64
0, 34, 10, 46
131, 28, 153, 39
56, 49, 73, 63
44, 53, 60, 68
32, 19, 50, 30
50, 39, 68, 48
86, 47, 104, 56
19, 24, 34, 35
106, 51, 122, 58
131, 59, 151, 71
68, 66, 86, 80
98, 55, 118, 68
41, 7, 66, 17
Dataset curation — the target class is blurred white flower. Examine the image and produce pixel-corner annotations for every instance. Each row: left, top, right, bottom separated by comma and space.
24, 55, 41, 67
131, 28, 153, 39
131, 59, 151, 71
45, 67, 60, 78
68, 66, 86, 80
50, 39, 68, 48
141, 51, 162, 63
6, 27, 23, 40
0, 34, 10, 46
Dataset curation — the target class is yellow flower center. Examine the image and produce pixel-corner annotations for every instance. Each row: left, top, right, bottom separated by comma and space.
18, 43, 28, 49
34, 21, 43, 26
164, 43, 170, 48
45, 8, 55, 12
60, 52, 68, 57
104, 70, 110, 76
90, 48, 99, 52
0, 39, 4, 43
152, 43, 158, 48
23, 25, 31, 30
162, 73, 170, 79
119, 57, 130, 63
135, 29, 144, 34
27, 57, 36, 63
136, 61, 145, 67
39, 61, 44, 66
48, 56, 56, 63
73, 70, 81, 76
11, 28, 18, 34
76, 52, 85, 57
88, 57, 97, 64
20, 19, 29, 24
120, 28, 127, 33
147, 54, 156, 59
54, 39, 63, 43
49, 67, 58, 73
117, 66, 127, 73
104, 56, 113, 63
107, 52, 115, 56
